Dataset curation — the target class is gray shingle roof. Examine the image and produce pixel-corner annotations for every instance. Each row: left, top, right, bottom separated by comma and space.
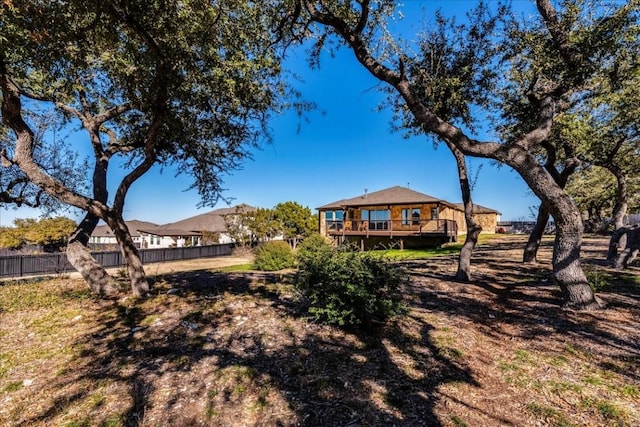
452, 203, 502, 215
317, 186, 456, 209
91, 220, 159, 238
139, 204, 256, 235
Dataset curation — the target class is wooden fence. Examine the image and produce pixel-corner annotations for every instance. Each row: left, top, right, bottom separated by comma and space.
0, 244, 233, 279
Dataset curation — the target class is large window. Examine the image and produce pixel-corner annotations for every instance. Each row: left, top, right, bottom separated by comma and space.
402, 208, 421, 225
325, 210, 344, 230
325, 210, 344, 221
365, 209, 390, 230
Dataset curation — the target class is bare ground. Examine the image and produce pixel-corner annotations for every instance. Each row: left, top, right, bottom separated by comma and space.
0, 235, 638, 426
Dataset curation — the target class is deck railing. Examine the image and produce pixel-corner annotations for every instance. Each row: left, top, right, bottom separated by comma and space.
326, 219, 458, 236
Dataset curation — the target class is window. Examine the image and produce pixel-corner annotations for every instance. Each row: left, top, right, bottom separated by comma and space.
367, 209, 390, 230
431, 207, 439, 220
325, 210, 344, 221
402, 208, 421, 225
325, 210, 344, 230
369, 209, 389, 221
412, 208, 421, 225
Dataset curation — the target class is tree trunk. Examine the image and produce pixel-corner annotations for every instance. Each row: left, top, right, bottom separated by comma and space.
108, 215, 150, 297
524, 140, 579, 264
298, 6, 598, 308
508, 156, 598, 309
447, 142, 482, 282
523, 203, 551, 264
66, 213, 115, 295
551, 205, 600, 309
608, 224, 639, 268
456, 224, 482, 282
606, 164, 628, 255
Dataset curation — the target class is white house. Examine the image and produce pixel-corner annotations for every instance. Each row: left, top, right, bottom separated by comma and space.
89, 220, 159, 249
137, 204, 257, 249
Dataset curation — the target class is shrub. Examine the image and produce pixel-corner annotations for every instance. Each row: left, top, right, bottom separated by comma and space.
296, 233, 332, 263
253, 240, 294, 271
295, 244, 407, 328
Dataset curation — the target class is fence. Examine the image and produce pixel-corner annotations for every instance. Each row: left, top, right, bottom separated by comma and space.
0, 243, 233, 279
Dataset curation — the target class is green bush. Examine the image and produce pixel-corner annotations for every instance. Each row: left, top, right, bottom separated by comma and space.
253, 240, 294, 271
295, 244, 406, 328
296, 233, 332, 262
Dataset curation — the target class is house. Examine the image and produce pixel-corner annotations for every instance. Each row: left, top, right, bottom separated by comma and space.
452, 203, 503, 233
317, 186, 501, 249
137, 204, 256, 249
89, 220, 159, 249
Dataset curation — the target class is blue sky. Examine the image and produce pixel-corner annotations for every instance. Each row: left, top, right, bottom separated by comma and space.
0, 1, 541, 227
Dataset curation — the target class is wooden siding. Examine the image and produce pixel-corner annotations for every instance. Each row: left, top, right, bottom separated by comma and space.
319, 202, 499, 238
474, 212, 498, 233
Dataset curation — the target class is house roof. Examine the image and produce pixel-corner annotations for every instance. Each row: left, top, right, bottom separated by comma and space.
91, 220, 159, 238
453, 203, 502, 215
139, 204, 256, 236
138, 228, 202, 237
317, 186, 458, 209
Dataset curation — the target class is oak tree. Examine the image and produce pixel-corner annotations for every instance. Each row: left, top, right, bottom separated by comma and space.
289, 0, 639, 308
273, 201, 316, 248
1, 0, 297, 295
0, 216, 76, 252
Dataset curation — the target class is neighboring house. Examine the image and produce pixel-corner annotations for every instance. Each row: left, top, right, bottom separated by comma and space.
138, 204, 256, 249
317, 186, 501, 249
89, 220, 159, 249
452, 203, 502, 233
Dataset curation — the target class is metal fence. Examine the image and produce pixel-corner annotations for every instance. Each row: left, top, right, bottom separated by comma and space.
0, 243, 233, 279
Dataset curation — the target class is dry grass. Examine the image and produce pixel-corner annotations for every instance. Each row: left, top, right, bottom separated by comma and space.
0, 236, 638, 426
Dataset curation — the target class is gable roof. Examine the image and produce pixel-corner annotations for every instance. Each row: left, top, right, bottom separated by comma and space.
139, 204, 256, 236
317, 186, 457, 209
453, 203, 502, 215
91, 220, 159, 238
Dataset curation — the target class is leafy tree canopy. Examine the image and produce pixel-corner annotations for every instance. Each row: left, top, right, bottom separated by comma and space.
286, 0, 639, 309
1, 0, 307, 293
273, 201, 316, 241
246, 207, 282, 242
0, 216, 76, 251
1, 0, 302, 208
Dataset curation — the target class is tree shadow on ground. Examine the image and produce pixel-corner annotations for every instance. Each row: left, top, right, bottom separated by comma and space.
19, 237, 640, 426
20, 268, 485, 426
401, 241, 640, 383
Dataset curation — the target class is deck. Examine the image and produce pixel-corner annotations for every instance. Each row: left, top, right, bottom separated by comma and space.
325, 219, 458, 240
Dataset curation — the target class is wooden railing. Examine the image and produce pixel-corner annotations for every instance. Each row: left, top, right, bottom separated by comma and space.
326, 219, 458, 236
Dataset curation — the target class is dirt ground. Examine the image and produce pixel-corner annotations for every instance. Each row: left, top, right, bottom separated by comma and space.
0, 235, 638, 426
